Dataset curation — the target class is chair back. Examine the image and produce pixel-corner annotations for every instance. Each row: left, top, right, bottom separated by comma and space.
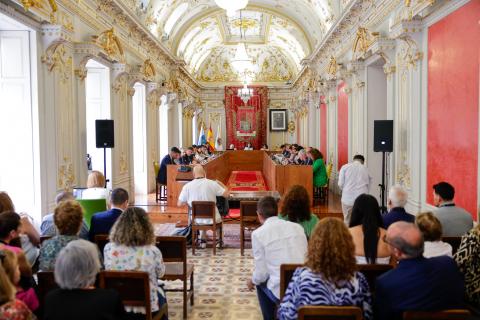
156, 236, 186, 264
442, 237, 462, 255
40, 236, 53, 244
37, 271, 59, 305
191, 201, 216, 221
403, 309, 471, 320
77, 198, 107, 228
94, 234, 109, 256
326, 162, 333, 179
280, 263, 303, 299
153, 161, 160, 177
99, 270, 153, 319
240, 201, 258, 219
357, 263, 393, 292
298, 306, 363, 320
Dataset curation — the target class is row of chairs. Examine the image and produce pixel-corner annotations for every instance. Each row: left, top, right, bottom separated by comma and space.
38, 236, 193, 319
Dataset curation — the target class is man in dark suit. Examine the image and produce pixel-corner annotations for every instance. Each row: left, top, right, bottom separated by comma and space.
375, 222, 465, 320
156, 147, 181, 185
382, 185, 415, 229
89, 188, 129, 241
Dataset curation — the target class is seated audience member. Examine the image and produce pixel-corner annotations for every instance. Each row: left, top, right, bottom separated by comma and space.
180, 147, 195, 165
416, 212, 452, 258
375, 222, 465, 320
81, 171, 109, 199
432, 182, 473, 236
39, 200, 83, 271
278, 218, 372, 320
310, 149, 328, 188
0, 257, 35, 320
157, 147, 181, 185
44, 240, 126, 320
383, 185, 415, 229
0, 212, 32, 278
260, 144, 269, 151
40, 191, 89, 240
104, 207, 166, 315
1, 250, 38, 312
244, 142, 253, 150
177, 165, 228, 248
455, 224, 480, 307
89, 188, 129, 241
247, 196, 307, 320
216, 138, 224, 151
0, 192, 40, 266
349, 194, 390, 264
280, 144, 290, 158
279, 185, 318, 238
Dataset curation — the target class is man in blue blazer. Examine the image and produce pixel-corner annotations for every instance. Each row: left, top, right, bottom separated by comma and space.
375, 222, 465, 320
88, 188, 129, 241
156, 147, 181, 185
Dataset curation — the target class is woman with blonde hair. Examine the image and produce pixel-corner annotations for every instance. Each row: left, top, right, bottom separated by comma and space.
416, 212, 452, 258
277, 218, 372, 320
104, 207, 166, 316
80, 171, 109, 200
0, 251, 36, 319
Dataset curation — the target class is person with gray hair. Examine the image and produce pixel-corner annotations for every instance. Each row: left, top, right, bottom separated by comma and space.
43, 239, 126, 320
40, 191, 90, 239
374, 222, 465, 320
382, 185, 415, 229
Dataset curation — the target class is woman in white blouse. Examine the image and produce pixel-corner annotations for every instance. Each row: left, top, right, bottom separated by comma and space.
416, 211, 452, 258
80, 171, 110, 200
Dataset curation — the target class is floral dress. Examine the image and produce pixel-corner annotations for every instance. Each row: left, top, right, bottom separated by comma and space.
0, 299, 36, 320
454, 227, 480, 306
103, 243, 165, 313
39, 235, 79, 271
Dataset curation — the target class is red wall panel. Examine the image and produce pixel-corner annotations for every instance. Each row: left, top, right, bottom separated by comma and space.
427, 1, 480, 219
337, 82, 349, 169
320, 96, 327, 161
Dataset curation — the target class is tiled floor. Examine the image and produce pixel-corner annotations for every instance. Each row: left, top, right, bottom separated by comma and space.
165, 248, 263, 320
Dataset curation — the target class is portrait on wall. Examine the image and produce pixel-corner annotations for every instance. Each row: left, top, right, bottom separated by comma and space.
269, 109, 288, 131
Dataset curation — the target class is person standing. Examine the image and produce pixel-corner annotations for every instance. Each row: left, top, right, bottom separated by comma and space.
156, 147, 181, 185
338, 155, 371, 225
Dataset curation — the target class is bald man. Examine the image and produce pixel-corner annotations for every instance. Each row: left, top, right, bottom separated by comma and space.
375, 222, 464, 319
178, 165, 229, 248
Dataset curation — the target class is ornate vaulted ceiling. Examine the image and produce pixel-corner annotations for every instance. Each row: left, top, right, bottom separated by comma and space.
134, 0, 348, 84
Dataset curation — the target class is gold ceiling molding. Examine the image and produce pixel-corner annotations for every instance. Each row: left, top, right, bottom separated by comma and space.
353, 27, 374, 55
41, 43, 72, 83
142, 59, 156, 82
327, 56, 338, 76
21, 0, 57, 23
92, 28, 125, 63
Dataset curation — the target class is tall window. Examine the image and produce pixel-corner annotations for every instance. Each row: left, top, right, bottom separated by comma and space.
0, 14, 40, 219
85, 60, 111, 187
132, 82, 147, 195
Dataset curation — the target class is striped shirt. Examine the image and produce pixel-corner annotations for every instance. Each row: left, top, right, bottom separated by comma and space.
277, 267, 373, 320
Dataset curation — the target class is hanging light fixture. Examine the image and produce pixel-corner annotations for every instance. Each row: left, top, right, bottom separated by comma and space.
238, 81, 254, 105
230, 10, 256, 77
214, 0, 249, 17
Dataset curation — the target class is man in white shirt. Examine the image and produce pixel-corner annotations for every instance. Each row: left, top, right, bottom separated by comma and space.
338, 154, 371, 225
247, 196, 307, 320
177, 165, 229, 248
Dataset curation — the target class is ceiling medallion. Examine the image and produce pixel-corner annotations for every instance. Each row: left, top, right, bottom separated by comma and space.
214, 0, 249, 17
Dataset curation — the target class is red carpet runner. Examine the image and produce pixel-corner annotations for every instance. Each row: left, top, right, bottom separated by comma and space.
227, 171, 268, 191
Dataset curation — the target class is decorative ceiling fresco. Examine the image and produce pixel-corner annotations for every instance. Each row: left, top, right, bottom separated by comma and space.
131, 0, 349, 84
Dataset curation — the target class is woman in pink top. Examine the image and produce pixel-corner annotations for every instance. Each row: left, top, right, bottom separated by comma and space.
0, 212, 32, 278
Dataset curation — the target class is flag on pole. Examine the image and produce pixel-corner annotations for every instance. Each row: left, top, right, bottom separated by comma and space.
207, 125, 215, 151
215, 123, 222, 149
198, 126, 206, 145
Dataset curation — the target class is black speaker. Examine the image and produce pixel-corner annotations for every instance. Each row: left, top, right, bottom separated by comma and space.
95, 119, 114, 148
374, 120, 393, 152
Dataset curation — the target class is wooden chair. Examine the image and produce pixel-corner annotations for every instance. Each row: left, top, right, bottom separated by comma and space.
154, 161, 167, 203
191, 201, 223, 255
298, 306, 363, 320
403, 309, 471, 319
357, 263, 393, 293
93, 234, 109, 256
37, 271, 58, 305
99, 270, 168, 320
156, 236, 193, 319
280, 263, 303, 299
442, 237, 462, 255
39, 235, 52, 245
240, 201, 259, 256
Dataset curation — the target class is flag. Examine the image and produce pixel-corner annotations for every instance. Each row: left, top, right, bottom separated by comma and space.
215, 123, 222, 149
198, 126, 206, 145
207, 125, 215, 151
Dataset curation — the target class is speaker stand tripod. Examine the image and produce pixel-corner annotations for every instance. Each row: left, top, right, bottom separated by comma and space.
102, 146, 108, 188
379, 151, 388, 214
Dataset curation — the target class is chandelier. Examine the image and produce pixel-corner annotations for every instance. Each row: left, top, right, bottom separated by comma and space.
230, 10, 257, 78
214, 0, 249, 17
238, 82, 254, 104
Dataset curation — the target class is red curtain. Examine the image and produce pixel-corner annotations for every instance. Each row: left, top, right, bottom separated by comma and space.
225, 86, 268, 149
